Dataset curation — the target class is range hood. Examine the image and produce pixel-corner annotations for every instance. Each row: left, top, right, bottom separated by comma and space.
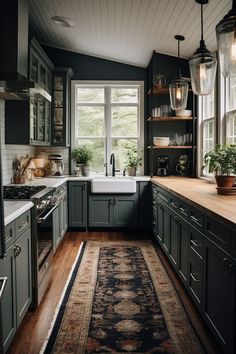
0, 0, 35, 100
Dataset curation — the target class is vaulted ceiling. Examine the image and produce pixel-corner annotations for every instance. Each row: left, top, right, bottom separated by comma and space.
29, 0, 232, 68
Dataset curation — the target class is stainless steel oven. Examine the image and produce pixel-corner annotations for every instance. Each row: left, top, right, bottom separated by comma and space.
36, 203, 58, 305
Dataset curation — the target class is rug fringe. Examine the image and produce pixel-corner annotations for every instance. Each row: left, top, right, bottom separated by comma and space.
39, 242, 85, 354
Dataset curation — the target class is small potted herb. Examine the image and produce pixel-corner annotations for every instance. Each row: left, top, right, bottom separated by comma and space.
71, 145, 93, 176
124, 144, 142, 176
203, 144, 236, 188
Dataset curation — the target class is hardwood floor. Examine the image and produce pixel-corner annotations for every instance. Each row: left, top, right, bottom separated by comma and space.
7, 231, 219, 354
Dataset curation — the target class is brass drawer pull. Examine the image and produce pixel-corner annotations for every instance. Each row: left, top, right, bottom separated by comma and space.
190, 215, 200, 223
18, 218, 28, 230
180, 207, 187, 213
190, 272, 200, 282
170, 201, 177, 208
190, 240, 202, 247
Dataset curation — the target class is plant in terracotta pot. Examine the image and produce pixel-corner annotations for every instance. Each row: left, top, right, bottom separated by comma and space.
124, 144, 142, 176
71, 145, 93, 177
203, 144, 236, 188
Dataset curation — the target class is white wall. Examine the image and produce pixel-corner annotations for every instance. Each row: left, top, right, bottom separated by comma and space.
0, 99, 69, 185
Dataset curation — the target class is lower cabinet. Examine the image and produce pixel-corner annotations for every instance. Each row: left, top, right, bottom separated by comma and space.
203, 236, 236, 354
68, 182, 87, 228
0, 221, 32, 353
53, 183, 68, 251
89, 194, 138, 228
152, 182, 236, 354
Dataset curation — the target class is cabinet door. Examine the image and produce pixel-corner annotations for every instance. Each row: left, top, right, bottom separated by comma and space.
63, 192, 68, 234
53, 205, 60, 251
139, 182, 151, 228
157, 199, 169, 253
0, 246, 16, 352
68, 182, 87, 228
114, 195, 138, 227
178, 216, 189, 286
169, 209, 179, 268
15, 229, 32, 328
203, 237, 236, 354
189, 247, 203, 310
89, 195, 113, 227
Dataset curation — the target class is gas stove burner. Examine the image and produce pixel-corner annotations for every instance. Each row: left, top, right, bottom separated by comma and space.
4, 185, 47, 200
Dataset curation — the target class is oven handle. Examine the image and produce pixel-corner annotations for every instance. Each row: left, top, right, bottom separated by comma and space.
37, 205, 58, 224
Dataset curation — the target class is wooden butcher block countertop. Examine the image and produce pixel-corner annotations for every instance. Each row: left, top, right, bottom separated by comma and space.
151, 176, 236, 230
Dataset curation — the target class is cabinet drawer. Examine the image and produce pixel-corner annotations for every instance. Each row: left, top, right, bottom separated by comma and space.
189, 225, 204, 259
189, 207, 204, 231
156, 187, 169, 204
169, 195, 178, 212
15, 210, 31, 239
189, 249, 202, 309
178, 200, 189, 219
5, 221, 15, 249
205, 217, 232, 255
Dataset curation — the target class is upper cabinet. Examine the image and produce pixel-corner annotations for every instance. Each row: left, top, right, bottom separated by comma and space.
29, 37, 54, 95
146, 52, 196, 177
5, 38, 54, 146
51, 68, 74, 147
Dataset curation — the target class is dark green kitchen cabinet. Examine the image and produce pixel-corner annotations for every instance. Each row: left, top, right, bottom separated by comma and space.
139, 182, 151, 228
89, 196, 113, 227
203, 236, 236, 354
156, 197, 169, 252
68, 182, 87, 228
89, 194, 138, 228
152, 184, 158, 238
53, 183, 68, 251
169, 208, 189, 286
0, 245, 15, 352
0, 219, 32, 353
51, 68, 74, 147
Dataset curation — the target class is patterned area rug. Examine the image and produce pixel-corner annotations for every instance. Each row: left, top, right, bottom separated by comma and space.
41, 241, 204, 354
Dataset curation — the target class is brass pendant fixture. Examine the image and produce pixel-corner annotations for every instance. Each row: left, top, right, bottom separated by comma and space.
169, 35, 188, 111
189, 0, 217, 95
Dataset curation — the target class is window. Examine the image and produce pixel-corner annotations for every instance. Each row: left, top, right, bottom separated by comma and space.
198, 89, 216, 176
72, 82, 144, 174
225, 76, 236, 144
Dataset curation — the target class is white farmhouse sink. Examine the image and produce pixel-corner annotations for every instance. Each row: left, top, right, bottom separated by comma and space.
91, 177, 136, 194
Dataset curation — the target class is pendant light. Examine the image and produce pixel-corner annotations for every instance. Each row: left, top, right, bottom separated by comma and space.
189, 0, 217, 95
216, 0, 236, 77
169, 35, 188, 110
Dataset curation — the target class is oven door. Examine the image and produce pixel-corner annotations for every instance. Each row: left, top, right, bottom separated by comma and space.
37, 205, 57, 285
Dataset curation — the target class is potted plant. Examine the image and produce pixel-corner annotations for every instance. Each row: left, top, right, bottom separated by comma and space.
203, 144, 236, 188
71, 145, 93, 176
124, 144, 142, 176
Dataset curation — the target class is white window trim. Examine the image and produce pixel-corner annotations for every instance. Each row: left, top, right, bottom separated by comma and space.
71, 80, 144, 175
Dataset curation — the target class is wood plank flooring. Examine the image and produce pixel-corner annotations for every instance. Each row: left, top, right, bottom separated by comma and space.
7, 231, 219, 354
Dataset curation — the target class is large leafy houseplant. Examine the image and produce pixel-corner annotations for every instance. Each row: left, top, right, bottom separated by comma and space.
71, 145, 93, 176
124, 145, 142, 176
203, 144, 236, 188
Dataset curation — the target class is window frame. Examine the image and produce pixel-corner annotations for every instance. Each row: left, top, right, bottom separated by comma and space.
71, 81, 144, 175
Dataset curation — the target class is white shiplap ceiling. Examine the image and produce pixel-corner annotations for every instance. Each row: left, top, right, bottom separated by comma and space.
29, 0, 232, 68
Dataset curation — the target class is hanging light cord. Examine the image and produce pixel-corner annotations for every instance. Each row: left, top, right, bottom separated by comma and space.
178, 40, 180, 58
201, 3, 203, 41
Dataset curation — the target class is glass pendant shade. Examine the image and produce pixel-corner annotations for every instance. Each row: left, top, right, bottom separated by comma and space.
189, 1, 217, 95
189, 40, 217, 95
169, 35, 188, 110
169, 76, 188, 110
216, 1, 236, 77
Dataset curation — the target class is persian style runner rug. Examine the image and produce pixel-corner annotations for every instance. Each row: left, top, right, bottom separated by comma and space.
41, 241, 204, 354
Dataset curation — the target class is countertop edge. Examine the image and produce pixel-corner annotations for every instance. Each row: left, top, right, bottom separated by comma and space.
151, 177, 236, 231
4, 201, 34, 226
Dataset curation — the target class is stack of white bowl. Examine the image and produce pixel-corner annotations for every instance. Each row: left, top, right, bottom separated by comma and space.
153, 137, 170, 146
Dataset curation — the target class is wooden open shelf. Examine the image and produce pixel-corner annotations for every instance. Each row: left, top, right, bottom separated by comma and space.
147, 116, 193, 121
147, 145, 194, 149
148, 85, 192, 95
